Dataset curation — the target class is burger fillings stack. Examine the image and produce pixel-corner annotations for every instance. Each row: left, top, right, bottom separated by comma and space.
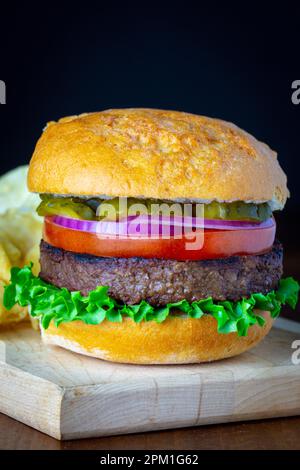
3, 109, 299, 364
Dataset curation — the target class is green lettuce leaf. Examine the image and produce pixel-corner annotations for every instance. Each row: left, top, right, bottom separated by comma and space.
3, 264, 299, 337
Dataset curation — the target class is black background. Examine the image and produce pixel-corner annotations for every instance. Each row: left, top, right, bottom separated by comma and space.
0, 3, 299, 210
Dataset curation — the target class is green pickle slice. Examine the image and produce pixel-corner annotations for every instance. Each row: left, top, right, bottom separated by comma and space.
37, 195, 272, 223
202, 201, 271, 222
37, 195, 96, 220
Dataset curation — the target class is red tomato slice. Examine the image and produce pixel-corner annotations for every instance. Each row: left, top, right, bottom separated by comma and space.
43, 216, 276, 260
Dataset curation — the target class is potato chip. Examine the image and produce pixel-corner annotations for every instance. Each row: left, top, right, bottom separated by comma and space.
0, 165, 40, 215
24, 244, 41, 276
0, 283, 28, 325
0, 242, 14, 283
0, 166, 43, 326
0, 210, 42, 263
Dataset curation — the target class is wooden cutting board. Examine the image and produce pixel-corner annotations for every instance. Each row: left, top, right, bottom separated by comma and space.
0, 322, 300, 440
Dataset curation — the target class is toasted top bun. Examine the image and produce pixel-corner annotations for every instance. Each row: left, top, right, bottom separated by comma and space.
41, 310, 273, 364
28, 108, 288, 210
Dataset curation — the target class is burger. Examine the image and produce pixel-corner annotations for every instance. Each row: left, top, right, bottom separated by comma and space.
4, 108, 299, 364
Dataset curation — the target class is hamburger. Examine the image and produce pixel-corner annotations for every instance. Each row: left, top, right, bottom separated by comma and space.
4, 108, 299, 364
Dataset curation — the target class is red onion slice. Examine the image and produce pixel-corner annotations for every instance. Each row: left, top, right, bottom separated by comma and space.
51, 214, 275, 236
203, 218, 274, 230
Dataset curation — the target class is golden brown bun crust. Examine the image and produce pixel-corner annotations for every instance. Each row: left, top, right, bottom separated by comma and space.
41, 311, 273, 364
28, 109, 288, 210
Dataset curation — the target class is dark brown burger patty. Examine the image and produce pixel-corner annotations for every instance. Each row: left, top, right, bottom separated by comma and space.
39, 240, 283, 306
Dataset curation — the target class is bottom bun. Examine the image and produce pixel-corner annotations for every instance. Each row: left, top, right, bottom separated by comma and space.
41, 310, 273, 364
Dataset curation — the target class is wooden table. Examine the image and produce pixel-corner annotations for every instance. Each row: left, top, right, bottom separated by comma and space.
1, 211, 300, 450
1, 412, 300, 450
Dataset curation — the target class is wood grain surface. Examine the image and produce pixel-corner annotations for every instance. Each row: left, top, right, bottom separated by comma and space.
1, 411, 300, 450
1, 322, 300, 440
